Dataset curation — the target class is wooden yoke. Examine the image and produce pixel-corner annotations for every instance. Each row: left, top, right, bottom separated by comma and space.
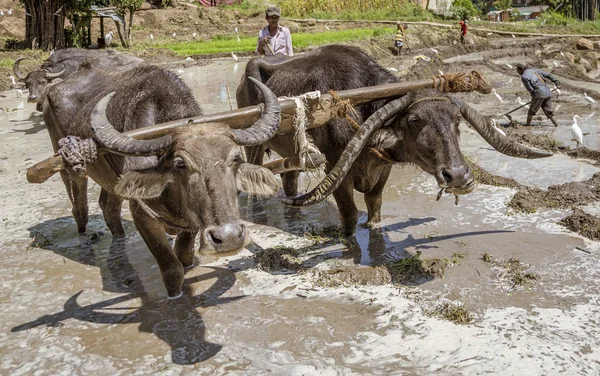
27, 71, 491, 184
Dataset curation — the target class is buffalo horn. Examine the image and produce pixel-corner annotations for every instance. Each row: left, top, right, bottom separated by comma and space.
13, 57, 27, 80
230, 77, 281, 146
282, 95, 413, 207
45, 69, 66, 79
451, 97, 553, 159
91, 92, 172, 156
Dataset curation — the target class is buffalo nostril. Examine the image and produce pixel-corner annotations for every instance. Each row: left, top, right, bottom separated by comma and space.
208, 230, 223, 246
442, 170, 453, 184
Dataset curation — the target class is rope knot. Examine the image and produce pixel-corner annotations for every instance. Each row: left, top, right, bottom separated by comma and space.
57, 136, 98, 176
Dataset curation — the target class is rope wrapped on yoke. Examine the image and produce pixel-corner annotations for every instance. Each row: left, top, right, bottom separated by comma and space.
57, 136, 98, 176
432, 70, 491, 94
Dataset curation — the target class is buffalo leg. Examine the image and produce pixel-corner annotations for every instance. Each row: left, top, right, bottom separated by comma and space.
333, 179, 359, 236
69, 174, 89, 234
99, 188, 125, 237
364, 165, 392, 229
175, 231, 197, 268
130, 200, 184, 298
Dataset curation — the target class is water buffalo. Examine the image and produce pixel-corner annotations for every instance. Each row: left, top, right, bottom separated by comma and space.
13, 48, 143, 103
44, 64, 281, 297
237, 44, 550, 235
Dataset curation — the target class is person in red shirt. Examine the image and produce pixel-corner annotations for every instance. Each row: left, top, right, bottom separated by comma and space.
459, 20, 468, 44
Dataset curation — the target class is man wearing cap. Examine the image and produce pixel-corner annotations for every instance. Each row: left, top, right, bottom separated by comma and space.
256, 6, 293, 56
516, 63, 561, 127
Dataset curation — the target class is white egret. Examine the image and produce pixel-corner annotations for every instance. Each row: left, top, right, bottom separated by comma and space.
505, 62, 514, 69
231, 51, 238, 62
586, 111, 596, 120
553, 84, 561, 96
583, 92, 595, 106
511, 34, 516, 38
491, 88, 503, 104
104, 31, 113, 47
192, 32, 197, 39
176, 69, 184, 75
236, 35, 240, 42
517, 97, 529, 109
431, 48, 439, 54
486, 32, 493, 36
184, 56, 193, 68
560, 50, 565, 57
387, 67, 398, 72
149, 33, 154, 41
413, 55, 431, 62
0, 10, 4, 17
172, 32, 177, 38
234, 27, 238, 34
325, 25, 330, 30
553, 61, 559, 68
571, 115, 583, 148
438, 70, 444, 76
491, 119, 506, 137
7, 8, 12, 15
9, 75, 15, 87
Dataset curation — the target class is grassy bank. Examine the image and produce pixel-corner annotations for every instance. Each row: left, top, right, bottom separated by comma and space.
134, 27, 395, 56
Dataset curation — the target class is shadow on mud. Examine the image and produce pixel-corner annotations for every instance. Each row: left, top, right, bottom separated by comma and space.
14, 216, 244, 365
10, 112, 46, 135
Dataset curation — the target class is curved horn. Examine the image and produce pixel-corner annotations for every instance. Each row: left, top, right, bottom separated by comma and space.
13, 57, 28, 80
451, 97, 552, 159
44, 68, 66, 79
91, 92, 172, 156
283, 95, 413, 207
231, 77, 281, 146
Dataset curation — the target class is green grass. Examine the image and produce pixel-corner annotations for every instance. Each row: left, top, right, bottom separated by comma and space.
134, 27, 395, 56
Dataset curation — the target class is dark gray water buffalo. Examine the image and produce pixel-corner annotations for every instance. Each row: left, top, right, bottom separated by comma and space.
44, 64, 281, 297
14, 48, 143, 104
237, 44, 551, 235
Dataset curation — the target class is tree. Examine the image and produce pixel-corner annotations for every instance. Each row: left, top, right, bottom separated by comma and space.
450, 0, 480, 20
20, 0, 66, 50
493, 0, 512, 11
111, 0, 144, 48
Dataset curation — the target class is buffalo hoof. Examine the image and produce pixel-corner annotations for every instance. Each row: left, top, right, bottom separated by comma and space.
162, 262, 185, 298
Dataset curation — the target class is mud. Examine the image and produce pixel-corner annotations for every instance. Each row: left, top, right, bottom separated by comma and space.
560, 208, 600, 240
508, 172, 600, 213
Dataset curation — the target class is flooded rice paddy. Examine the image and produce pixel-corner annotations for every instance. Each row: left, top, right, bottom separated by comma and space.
1, 47, 600, 374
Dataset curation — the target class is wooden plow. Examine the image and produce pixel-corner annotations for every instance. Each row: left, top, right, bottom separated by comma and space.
26, 71, 491, 184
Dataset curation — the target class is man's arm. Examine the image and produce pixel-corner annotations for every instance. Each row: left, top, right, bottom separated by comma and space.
522, 76, 535, 94
285, 29, 293, 56
540, 70, 561, 87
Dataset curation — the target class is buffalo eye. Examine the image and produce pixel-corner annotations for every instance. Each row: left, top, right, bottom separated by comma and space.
173, 157, 186, 170
40, 79, 47, 85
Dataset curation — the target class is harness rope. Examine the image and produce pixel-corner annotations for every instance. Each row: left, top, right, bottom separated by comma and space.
57, 136, 98, 176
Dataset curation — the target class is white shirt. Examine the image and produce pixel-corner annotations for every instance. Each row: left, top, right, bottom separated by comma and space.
256, 25, 293, 56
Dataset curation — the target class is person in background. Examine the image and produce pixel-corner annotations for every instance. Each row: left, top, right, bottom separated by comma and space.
459, 20, 468, 44
515, 63, 561, 127
256, 6, 293, 56
394, 22, 408, 56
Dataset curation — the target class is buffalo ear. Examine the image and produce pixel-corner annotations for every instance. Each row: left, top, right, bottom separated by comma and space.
115, 168, 174, 199
236, 163, 280, 198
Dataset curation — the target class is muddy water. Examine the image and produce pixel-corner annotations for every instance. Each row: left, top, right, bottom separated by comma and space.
1, 55, 600, 375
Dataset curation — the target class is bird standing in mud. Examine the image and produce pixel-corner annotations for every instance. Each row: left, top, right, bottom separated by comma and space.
491, 88, 503, 104
104, 31, 113, 47
231, 52, 238, 62
506, 63, 514, 69
517, 97, 530, 109
491, 119, 506, 137
583, 93, 595, 107
571, 115, 583, 148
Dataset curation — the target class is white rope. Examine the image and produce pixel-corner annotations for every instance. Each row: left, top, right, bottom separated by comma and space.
278, 90, 324, 169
